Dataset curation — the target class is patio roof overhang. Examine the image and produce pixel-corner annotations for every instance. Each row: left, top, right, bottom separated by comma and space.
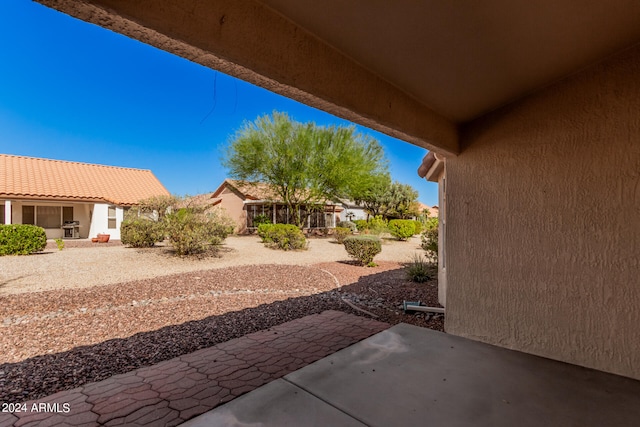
35, 0, 640, 157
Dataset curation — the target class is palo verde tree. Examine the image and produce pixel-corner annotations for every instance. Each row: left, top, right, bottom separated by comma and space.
351, 172, 392, 218
223, 112, 388, 227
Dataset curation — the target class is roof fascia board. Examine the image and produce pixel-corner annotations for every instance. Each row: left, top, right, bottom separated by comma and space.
36, 0, 459, 155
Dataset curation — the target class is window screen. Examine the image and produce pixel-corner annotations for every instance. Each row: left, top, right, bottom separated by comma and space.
108, 206, 117, 229
22, 206, 35, 225
37, 206, 61, 229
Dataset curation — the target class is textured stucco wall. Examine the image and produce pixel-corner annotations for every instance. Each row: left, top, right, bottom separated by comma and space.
218, 187, 247, 233
445, 45, 640, 379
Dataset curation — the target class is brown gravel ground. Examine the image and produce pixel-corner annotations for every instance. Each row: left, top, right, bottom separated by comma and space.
0, 238, 442, 403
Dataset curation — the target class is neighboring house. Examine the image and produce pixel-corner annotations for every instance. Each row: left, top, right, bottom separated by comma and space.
0, 154, 170, 240
211, 179, 343, 234
38, 2, 640, 381
337, 199, 368, 222
417, 202, 439, 219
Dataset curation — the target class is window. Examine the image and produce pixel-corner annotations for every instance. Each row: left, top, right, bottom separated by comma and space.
108, 206, 117, 229
37, 206, 61, 228
0, 204, 4, 224
22, 206, 35, 225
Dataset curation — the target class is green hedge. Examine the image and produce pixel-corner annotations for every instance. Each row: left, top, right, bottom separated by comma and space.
260, 224, 307, 251
0, 224, 47, 256
388, 219, 416, 240
343, 235, 382, 266
353, 219, 368, 231
257, 223, 274, 239
412, 220, 423, 235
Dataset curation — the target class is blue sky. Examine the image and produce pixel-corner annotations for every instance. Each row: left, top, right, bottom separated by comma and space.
0, 0, 437, 206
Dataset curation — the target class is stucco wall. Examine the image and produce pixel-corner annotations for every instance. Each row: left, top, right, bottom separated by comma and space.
217, 187, 247, 233
1, 201, 95, 239
88, 203, 124, 240
445, 45, 640, 379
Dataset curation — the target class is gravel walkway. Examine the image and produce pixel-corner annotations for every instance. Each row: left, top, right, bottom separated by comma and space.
0, 235, 442, 403
1, 235, 425, 295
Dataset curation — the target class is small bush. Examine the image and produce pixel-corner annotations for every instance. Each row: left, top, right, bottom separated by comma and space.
333, 227, 351, 243
261, 224, 307, 251
257, 223, 274, 239
337, 221, 357, 232
424, 217, 438, 231
164, 208, 231, 256
0, 224, 47, 256
412, 220, 423, 235
367, 216, 388, 235
343, 235, 382, 266
121, 216, 165, 248
405, 253, 433, 283
421, 227, 438, 263
55, 238, 65, 251
388, 219, 416, 240
353, 219, 368, 232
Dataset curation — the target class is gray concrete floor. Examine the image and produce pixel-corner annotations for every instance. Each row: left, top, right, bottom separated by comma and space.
182, 323, 640, 427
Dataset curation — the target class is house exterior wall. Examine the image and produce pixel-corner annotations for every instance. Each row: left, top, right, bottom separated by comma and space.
88, 203, 124, 240
445, 45, 640, 380
217, 187, 248, 234
339, 207, 367, 222
0, 200, 96, 239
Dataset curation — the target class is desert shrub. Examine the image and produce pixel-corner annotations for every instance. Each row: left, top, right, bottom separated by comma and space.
252, 214, 272, 227
343, 235, 382, 266
353, 219, 368, 232
424, 216, 438, 231
205, 209, 236, 240
121, 216, 165, 248
0, 224, 47, 256
257, 223, 274, 240
388, 219, 416, 240
367, 215, 388, 235
421, 227, 438, 263
164, 208, 231, 256
405, 253, 433, 283
261, 224, 307, 251
337, 221, 357, 232
133, 194, 179, 221
55, 238, 65, 251
412, 220, 423, 235
333, 227, 351, 243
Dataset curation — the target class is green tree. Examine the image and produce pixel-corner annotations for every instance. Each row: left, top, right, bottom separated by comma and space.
383, 182, 420, 219
352, 177, 420, 220
224, 112, 387, 227
351, 173, 391, 218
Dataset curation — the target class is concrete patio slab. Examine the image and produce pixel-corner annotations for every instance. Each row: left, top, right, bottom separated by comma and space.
186, 323, 640, 427
180, 379, 366, 427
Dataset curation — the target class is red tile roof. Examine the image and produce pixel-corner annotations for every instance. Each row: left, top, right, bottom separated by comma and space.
0, 154, 170, 205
